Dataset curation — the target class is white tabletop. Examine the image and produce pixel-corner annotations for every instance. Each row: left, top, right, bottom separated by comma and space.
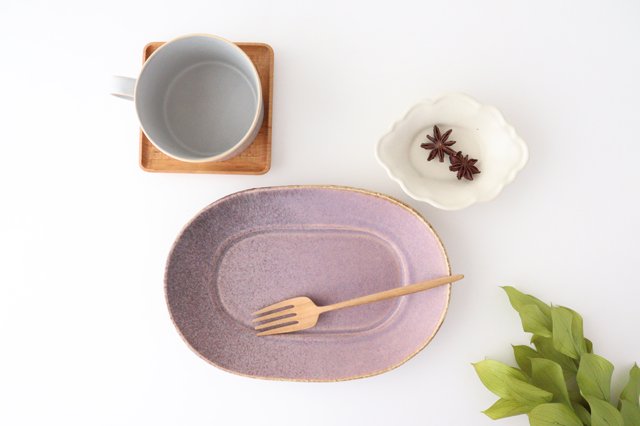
1, 1, 639, 425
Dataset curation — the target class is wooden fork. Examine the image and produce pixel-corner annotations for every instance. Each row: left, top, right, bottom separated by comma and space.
252, 274, 463, 336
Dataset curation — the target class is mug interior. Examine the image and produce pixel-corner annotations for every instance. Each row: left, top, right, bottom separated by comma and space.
136, 36, 261, 161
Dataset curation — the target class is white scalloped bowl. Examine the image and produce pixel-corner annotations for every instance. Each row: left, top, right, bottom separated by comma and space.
376, 94, 528, 210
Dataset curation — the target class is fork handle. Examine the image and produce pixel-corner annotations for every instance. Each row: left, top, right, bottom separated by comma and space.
318, 274, 464, 313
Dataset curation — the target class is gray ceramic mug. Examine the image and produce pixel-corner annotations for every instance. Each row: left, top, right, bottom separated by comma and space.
111, 34, 263, 162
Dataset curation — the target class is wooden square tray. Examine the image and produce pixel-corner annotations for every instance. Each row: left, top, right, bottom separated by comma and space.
139, 41, 273, 174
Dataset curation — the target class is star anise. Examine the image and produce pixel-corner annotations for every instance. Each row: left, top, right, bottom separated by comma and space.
420, 125, 457, 162
449, 151, 481, 181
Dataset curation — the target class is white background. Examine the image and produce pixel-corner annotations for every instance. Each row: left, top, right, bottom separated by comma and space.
1, 0, 639, 424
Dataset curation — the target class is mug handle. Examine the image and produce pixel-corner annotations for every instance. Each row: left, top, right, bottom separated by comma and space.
110, 76, 136, 100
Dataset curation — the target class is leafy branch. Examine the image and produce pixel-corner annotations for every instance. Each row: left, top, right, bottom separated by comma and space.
473, 287, 639, 425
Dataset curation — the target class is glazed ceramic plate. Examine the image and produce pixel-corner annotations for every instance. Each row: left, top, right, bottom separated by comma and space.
165, 186, 451, 381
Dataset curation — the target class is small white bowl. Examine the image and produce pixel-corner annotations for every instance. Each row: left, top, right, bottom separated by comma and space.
376, 94, 528, 210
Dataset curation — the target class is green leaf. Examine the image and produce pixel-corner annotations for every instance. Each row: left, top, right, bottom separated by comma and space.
566, 375, 582, 405
572, 402, 591, 425
619, 363, 640, 407
585, 338, 593, 354
483, 398, 536, 419
577, 353, 614, 401
513, 345, 539, 376
473, 360, 529, 398
507, 377, 555, 405
531, 358, 571, 406
584, 396, 624, 426
531, 335, 580, 403
527, 403, 583, 426
503, 286, 551, 316
551, 306, 587, 359
520, 304, 553, 337
532, 335, 578, 375
503, 287, 553, 337
620, 399, 640, 425
473, 360, 552, 404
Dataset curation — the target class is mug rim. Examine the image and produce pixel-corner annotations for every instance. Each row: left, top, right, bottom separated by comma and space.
134, 33, 264, 163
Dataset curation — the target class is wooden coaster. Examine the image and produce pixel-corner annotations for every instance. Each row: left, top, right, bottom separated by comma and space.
139, 42, 273, 174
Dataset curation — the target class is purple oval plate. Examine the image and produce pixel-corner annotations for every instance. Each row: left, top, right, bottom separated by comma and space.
165, 186, 451, 381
